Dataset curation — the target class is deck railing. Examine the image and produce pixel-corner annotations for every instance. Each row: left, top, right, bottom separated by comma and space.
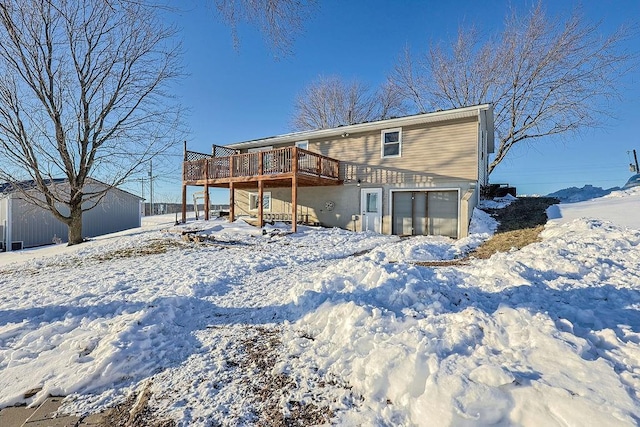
183, 146, 340, 182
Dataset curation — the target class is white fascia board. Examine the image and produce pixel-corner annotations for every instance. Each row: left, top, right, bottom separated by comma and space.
226, 104, 492, 150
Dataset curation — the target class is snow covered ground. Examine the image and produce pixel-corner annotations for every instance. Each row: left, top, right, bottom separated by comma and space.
0, 188, 639, 425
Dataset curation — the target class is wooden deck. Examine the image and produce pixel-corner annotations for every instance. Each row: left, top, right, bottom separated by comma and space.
183, 146, 341, 188
181, 146, 342, 232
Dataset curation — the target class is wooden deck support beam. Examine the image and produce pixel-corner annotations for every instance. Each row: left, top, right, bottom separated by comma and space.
181, 184, 187, 223
204, 186, 210, 221
181, 140, 187, 223
229, 182, 235, 223
204, 160, 210, 221
258, 179, 264, 228
292, 147, 298, 233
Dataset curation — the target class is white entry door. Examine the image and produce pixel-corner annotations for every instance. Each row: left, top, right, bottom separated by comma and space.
361, 188, 382, 233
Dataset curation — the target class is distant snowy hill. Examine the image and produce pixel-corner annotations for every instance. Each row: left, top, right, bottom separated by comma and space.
547, 184, 619, 202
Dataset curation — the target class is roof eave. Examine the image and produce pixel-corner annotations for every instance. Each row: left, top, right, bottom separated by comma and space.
227, 104, 493, 149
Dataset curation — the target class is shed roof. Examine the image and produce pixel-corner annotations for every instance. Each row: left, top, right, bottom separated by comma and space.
0, 178, 66, 195
0, 178, 142, 200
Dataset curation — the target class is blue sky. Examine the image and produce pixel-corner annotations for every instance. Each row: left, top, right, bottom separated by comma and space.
137, 0, 640, 203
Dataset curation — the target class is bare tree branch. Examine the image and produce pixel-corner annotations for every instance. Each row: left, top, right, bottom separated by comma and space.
388, 1, 637, 175
291, 75, 405, 131
214, 0, 316, 56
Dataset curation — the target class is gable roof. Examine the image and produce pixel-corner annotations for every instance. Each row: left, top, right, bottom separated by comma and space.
226, 104, 494, 151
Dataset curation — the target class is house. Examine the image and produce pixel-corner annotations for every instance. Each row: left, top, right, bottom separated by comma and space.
0, 178, 143, 251
181, 104, 494, 238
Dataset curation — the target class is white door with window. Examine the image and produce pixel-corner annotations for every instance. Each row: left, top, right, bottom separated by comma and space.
361, 188, 382, 233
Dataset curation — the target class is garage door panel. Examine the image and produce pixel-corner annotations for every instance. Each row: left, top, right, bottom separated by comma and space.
428, 191, 458, 238
413, 192, 428, 236
392, 192, 412, 235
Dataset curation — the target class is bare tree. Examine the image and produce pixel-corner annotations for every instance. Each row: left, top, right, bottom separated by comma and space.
0, 0, 182, 245
292, 75, 404, 131
214, 0, 316, 55
389, 2, 636, 174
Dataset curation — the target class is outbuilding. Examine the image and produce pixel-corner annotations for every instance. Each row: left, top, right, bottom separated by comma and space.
0, 178, 143, 251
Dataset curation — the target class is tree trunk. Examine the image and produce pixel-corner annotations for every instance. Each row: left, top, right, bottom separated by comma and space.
68, 202, 84, 245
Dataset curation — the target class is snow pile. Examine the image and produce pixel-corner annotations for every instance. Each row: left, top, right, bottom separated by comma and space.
478, 193, 517, 209
279, 210, 640, 425
1, 192, 639, 426
547, 186, 640, 229
369, 208, 497, 263
623, 173, 640, 190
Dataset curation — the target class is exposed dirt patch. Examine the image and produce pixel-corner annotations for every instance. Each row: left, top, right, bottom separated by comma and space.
86, 381, 175, 427
80, 325, 339, 426
471, 197, 558, 259
472, 225, 546, 259
93, 239, 188, 261
237, 326, 335, 426
483, 197, 559, 233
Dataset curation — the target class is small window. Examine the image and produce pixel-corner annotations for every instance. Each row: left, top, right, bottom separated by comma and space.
249, 192, 271, 212
295, 140, 308, 150
366, 192, 378, 213
381, 128, 401, 158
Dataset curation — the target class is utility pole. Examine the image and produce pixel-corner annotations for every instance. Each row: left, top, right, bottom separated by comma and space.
634, 149, 639, 174
149, 160, 154, 216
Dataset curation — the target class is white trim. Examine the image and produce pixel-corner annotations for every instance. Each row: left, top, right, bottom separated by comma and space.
381, 127, 402, 158
248, 191, 272, 212
227, 104, 493, 150
295, 140, 309, 150
388, 187, 461, 238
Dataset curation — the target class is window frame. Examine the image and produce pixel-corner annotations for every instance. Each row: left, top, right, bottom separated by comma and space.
295, 140, 309, 150
381, 127, 402, 158
248, 191, 272, 212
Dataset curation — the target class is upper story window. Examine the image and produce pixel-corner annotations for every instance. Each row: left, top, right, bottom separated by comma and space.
381, 128, 402, 158
295, 140, 309, 150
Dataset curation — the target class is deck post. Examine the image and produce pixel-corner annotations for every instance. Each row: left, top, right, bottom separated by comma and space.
291, 147, 298, 233
204, 185, 210, 221
258, 179, 264, 228
229, 182, 235, 223
181, 184, 187, 223
181, 141, 187, 223
204, 159, 210, 221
